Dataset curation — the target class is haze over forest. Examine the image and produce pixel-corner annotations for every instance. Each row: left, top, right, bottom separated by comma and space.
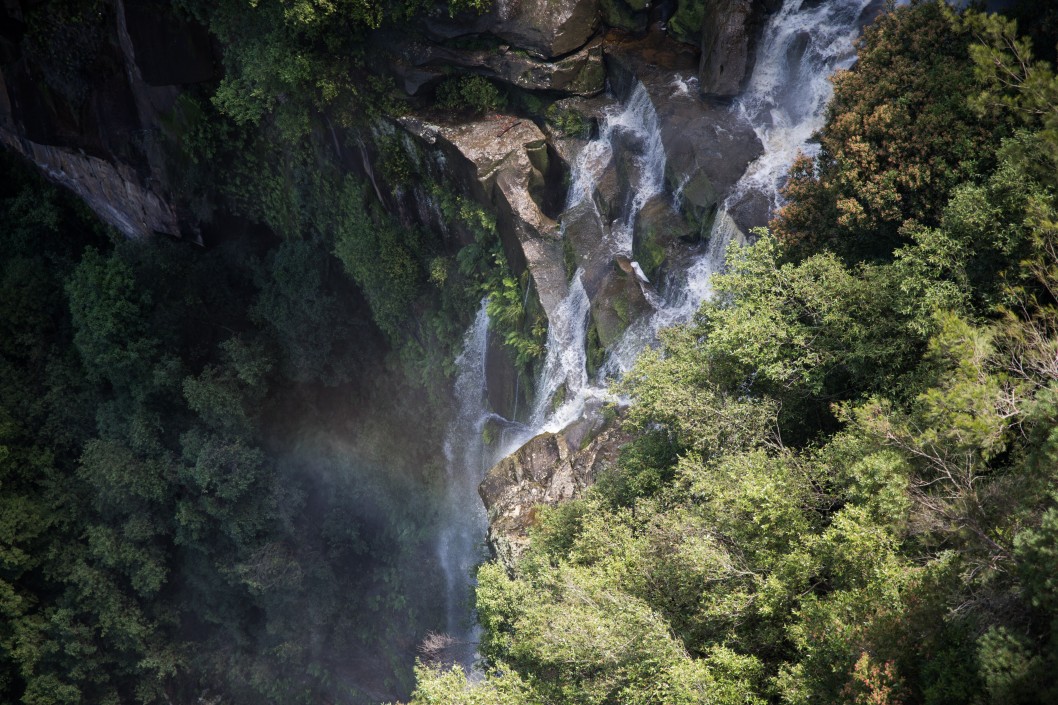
1, 0, 1058, 704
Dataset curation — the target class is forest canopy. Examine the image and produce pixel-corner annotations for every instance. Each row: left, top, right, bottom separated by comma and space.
406, 3, 1058, 704
3, 0, 1058, 704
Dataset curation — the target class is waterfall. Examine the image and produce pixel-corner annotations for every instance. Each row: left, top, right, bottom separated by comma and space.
528, 272, 593, 432
578, 0, 892, 371
434, 0, 894, 666
503, 0, 893, 441
567, 81, 667, 257
436, 300, 491, 665
735, 0, 886, 212
489, 85, 671, 459
670, 0, 889, 324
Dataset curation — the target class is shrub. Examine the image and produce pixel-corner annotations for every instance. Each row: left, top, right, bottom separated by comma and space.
436, 75, 506, 115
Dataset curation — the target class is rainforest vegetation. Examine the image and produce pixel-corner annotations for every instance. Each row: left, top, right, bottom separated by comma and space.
408, 3, 1058, 704
2, 0, 1058, 704
0, 148, 457, 702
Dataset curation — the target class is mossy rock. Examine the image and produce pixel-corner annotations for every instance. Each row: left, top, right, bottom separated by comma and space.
673, 170, 720, 237
600, 0, 648, 32
667, 0, 706, 46
589, 264, 651, 354
585, 322, 606, 377
633, 194, 695, 281
571, 52, 606, 95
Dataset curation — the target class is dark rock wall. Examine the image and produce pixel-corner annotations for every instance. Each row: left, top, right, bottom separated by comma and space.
0, 0, 217, 239
698, 0, 781, 97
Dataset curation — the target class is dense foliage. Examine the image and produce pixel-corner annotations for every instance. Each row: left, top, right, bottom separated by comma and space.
171, 0, 490, 140
407, 3, 1058, 704
0, 153, 455, 704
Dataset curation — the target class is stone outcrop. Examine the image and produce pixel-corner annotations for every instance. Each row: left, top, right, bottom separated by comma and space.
422, 0, 600, 59
590, 264, 651, 349
599, 0, 649, 33
398, 114, 572, 320
479, 415, 632, 570
0, 0, 217, 239
120, 0, 216, 87
0, 130, 181, 238
605, 28, 763, 252
490, 0, 601, 59
633, 193, 696, 282
698, 0, 781, 97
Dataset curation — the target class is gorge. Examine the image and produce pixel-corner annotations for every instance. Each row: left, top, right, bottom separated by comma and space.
441, 0, 891, 669
2, 0, 1058, 704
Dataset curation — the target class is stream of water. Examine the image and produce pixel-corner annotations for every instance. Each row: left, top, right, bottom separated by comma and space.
435, 0, 892, 670
436, 301, 491, 663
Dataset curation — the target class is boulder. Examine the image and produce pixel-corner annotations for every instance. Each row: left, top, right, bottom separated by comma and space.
606, 31, 764, 238
600, 0, 649, 33
698, 0, 780, 98
491, 0, 601, 58
398, 114, 572, 321
589, 263, 651, 351
561, 199, 609, 290
479, 417, 632, 571
421, 0, 600, 59
632, 193, 696, 282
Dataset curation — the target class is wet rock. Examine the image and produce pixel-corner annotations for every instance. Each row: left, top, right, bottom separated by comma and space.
486, 330, 521, 420
589, 263, 651, 350
480, 416, 632, 571
547, 94, 613, 141
377, 36, 605, 97
698, 0, 780, 97
605, 25, 701, 97
658, 92, 761, 220
632, 193, 695, 281
420, 0, 600, 59
562, 199, 609, 289
600, 0, 649, 33
492, 0, 601, 59
726, 187, 772, 232
606, 30, 764, 233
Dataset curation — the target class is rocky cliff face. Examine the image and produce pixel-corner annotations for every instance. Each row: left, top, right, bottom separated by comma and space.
0, 0, 218, 240
698, 0, 781, 97
1, 0, 777, 564
2, 0, 774, 241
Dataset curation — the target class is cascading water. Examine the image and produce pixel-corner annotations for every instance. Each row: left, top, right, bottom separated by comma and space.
489, 84, 669, 459
735, 0, 886, 211
436, 301, 491, 666
590, 0, 893, 381
666, 0, 890, 327
436, 0, 894, 667
527, 272, 592, 433
567, 82, 667, 256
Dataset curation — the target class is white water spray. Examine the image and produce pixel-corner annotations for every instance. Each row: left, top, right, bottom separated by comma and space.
567, 82, 667, 256
669, 0, 888, 323
436, 301, 491, 663
435, 0, 894, 664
